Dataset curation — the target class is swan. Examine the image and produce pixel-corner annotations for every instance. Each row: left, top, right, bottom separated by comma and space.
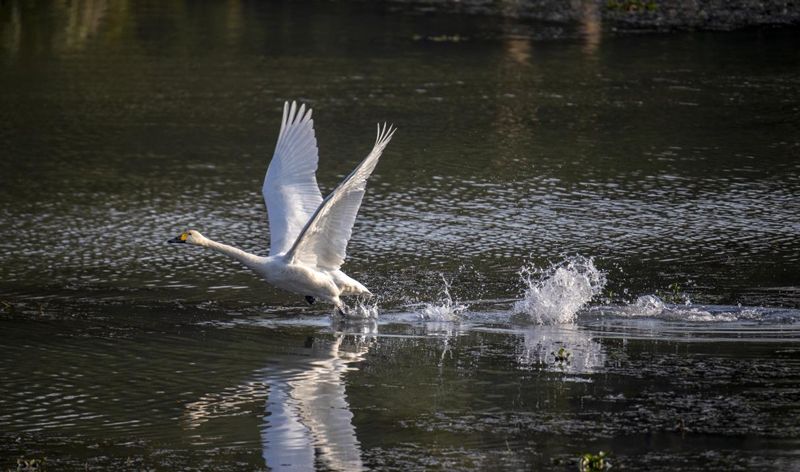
168, 101, 395, 315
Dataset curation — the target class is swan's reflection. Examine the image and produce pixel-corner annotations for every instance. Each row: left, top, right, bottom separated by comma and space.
184, 318, 376, 471
516, 324, 606, 374
262, 327, 373, 471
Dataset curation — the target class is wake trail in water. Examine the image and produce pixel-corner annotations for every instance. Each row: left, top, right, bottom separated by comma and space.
595, 294, 800, 324
514, 256, 606, 325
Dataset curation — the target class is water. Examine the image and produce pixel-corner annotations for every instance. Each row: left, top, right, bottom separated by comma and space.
514, 256, 606, 324
1, 1, 800, 470
419, 275, 468, 321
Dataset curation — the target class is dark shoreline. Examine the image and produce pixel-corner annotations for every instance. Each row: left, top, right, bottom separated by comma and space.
381, 0, 800, 31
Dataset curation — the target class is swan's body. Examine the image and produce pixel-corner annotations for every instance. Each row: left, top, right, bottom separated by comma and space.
169, 101, 395, 314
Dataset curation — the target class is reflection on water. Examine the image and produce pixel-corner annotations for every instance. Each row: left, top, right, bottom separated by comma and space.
0, 298, 799, 469
580, 1, 601, 56
184, 327, 372, 471
0, 0, 243, 58
504, 37, 531, 65
262, 334, 370, 471
517, 325, 606, 374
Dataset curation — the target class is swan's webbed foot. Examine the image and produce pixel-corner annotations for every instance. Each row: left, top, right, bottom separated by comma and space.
305, 296, 316, 306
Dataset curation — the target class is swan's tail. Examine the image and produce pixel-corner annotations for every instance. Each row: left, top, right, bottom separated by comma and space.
332, 270, 372, 297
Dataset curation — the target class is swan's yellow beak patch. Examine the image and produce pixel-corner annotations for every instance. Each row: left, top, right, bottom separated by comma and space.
167, 232, 189, 244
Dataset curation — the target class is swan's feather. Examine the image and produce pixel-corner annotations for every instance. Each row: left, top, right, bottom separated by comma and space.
286, 123, 395, 270
263, 101, 324, 255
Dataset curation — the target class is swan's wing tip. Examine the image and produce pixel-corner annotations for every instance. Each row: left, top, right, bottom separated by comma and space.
279, 100, 316, 130
376, 122, 396, 144
375, 121, 397, 145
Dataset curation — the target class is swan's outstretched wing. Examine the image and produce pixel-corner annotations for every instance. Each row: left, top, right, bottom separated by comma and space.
286, 123, 395, 270
263, 101, 324, 255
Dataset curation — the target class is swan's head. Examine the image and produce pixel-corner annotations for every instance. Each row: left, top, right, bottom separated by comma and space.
168, 229, 205, 245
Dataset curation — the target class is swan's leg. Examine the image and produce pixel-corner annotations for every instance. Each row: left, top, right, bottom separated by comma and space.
334, 298, 350, 317
305, 296, 316, 305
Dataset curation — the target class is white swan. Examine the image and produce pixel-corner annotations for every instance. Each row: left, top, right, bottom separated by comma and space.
169, 101, 395, 315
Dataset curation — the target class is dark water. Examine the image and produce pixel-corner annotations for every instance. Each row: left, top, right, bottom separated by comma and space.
1, 1, 799, 470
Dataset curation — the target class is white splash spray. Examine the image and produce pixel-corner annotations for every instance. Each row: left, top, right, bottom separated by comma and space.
346, 296, 379, 320
419, 274, 468, 322
514, 255, 606, 324
613, 294, 766, 323
633, 294, 666, 316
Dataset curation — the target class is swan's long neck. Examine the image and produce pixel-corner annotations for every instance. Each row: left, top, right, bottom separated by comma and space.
200, 238, 263, 268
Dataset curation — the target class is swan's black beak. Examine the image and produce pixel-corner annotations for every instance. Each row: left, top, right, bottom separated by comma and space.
167, 235, 187, 244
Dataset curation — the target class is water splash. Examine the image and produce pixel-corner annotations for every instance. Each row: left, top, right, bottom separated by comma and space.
633, 294, 666, 316
514, 256, 606, 324
418, 275, 468, 322
609, 295, 773, 323
341, 296, 379, 320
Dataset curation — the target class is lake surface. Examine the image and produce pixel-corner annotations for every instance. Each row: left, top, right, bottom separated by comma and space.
1, 1, 799, 470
